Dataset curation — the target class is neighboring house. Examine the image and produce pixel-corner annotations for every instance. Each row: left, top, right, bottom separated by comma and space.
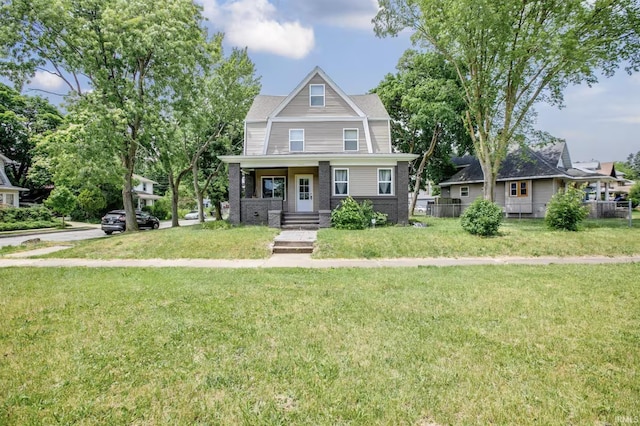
219, 66, 417, 228
0, 153, 27, 207
132, 174, 161, 209
573, 161, 634, 199
439, 142, 617, 218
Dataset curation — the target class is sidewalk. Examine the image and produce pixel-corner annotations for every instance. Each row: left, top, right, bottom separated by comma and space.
2, 248, 639, 268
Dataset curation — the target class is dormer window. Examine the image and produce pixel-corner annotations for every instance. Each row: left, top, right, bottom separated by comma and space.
343, 129, 359, 151
309, 84, 325, 107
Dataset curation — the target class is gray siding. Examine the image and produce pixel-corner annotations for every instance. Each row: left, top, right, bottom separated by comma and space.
267, 121, 367, 154
370, 120, 391, 154
276, 75, 359, 117
504, 180, 533, 214
245, 122, 267, 155
286, 167, 319, 212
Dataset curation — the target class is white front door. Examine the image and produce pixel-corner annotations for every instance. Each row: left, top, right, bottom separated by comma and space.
295, 175, 313, 212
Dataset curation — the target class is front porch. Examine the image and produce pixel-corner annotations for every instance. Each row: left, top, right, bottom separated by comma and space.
226, 159, 410, 228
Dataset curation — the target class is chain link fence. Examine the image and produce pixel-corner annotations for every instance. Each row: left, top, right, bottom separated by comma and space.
411, 200, 635, 227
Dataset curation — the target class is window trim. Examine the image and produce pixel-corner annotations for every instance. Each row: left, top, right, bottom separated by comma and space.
343, 128, 359, 152
309, 84, 325, 107
289, 129, 304, 152
460, 186, 469, 197
377, 168, 394, 195
333, 168, 349, 196
261, 176, 287, 200
509, 180, 529, 197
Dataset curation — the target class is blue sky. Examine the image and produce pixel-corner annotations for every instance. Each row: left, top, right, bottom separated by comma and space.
24, 0, 640, 163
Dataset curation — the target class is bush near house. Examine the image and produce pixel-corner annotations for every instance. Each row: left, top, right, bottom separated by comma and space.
460, 198, 503, 236
545, 186, 589, 231
331, 197, 388, 230
0, 206, 61, 231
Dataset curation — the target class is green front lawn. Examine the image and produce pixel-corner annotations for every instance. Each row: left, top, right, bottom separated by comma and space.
1, 265, 638, 424
314, 217, 640, 258
41, 224, 279, 259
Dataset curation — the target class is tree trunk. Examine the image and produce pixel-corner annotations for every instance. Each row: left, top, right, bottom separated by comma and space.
192, 162, 206, 223
479, 157, 496, 202
214, 200, 223, 220
409, 124, 441, 216
168, 171, 181, 228
122, 163, 139, 232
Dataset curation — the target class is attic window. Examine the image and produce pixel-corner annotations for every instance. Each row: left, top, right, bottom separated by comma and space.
310, 84, 325, 107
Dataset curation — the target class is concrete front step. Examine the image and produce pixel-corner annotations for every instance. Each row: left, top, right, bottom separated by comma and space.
274, 240, 314, 248
272, 246, 314, 254
281, 224, 320, 230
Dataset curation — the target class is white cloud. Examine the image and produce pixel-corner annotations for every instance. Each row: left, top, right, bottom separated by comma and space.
287, 0, 379, 30
201, 0, 315, 60
30, 71, 65, 91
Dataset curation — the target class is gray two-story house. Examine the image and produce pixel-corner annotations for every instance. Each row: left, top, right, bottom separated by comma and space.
220, 67, 417, 228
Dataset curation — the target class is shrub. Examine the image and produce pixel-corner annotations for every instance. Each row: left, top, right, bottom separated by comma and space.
77, 186, 107, 219
545, 186, 589, 231
331, 197, 388, 230
629, 182, 640, 208
0, 206, 54, 223
460, 198, 503, 236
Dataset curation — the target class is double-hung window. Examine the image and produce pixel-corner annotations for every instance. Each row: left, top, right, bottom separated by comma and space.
289, 129, 304, 152
378, 168, 393, 195
343, 129, 358, 151
310, 84, 325, 107
509, 181, 528, 197
262, 177, 286, 200
334, 169, 349, 195
460, 186, 469, 197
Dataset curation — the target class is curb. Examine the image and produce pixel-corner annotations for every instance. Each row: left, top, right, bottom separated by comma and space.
0, 226, 96, 239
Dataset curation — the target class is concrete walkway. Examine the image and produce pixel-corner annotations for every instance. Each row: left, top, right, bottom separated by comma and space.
1, 248, 639, 269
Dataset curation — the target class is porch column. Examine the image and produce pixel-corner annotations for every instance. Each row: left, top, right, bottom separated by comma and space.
228, 163, 241, 225
245, 171, 255, 198
595, 180, 601, 201
396, 161, 409, 225
318, 161, 331, 211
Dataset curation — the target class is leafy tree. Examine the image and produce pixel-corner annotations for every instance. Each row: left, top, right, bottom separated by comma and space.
624, 151, 640, 179
374, 0, 640, 201
373, 50, 472, 215
629, 182, 640, 208
1, 0, 211, 232
44, 186, 76, 227
155, 45, 260, 226
0, 83, 62, 189
76, 186, 107, 220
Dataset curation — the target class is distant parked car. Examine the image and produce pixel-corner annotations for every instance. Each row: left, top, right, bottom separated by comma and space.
184, 210, 206, 220
101, 210, 160, 235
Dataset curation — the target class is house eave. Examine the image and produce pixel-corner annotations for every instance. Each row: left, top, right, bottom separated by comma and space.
0, 185, 28, 192
219, 153, 418, 168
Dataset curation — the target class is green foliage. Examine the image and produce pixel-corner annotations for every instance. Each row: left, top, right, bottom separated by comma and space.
625, 151, 640, 180
76, 186, 107, 219
374, 0, 640, 201
0, 220, 61, 232
201, 219, 233, 230
545, 186, 589, 231
460, 198, 503, 236
45, 186, 77, 226
331, 197, 388, 230
0, 83, 63, 189
0, 205, 53, 223
146, 198, 171, 220
628, 182, 640, 208
373, 50, 472, 187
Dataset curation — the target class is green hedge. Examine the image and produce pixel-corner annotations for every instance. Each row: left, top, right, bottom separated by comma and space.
0, 220, 62, 232
0, 206, 54, 223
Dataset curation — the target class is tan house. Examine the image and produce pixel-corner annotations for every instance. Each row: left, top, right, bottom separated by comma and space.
439, 142, 617, 218
0, 153, 27, 207
219, 67, 417, 228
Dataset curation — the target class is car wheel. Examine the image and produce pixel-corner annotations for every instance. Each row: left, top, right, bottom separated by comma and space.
153, 222, 159, 229
104, 231, 113, 235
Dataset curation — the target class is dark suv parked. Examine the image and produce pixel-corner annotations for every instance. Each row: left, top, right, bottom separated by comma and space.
101, 210, 160, 235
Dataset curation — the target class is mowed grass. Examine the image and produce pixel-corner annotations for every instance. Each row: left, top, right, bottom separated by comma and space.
41, 224, 279, 259
314, 217, 640, 258
1, 265, 638, 425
